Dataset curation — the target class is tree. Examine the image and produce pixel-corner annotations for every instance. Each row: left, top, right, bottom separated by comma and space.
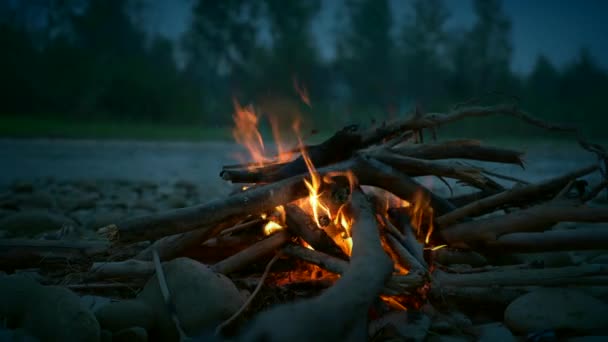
252, 0, 321, 98
399, 0, 450, 106
447, 0, 513, 98
336, 0, 395, 112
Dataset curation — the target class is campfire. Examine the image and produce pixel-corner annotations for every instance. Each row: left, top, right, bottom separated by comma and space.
4, 97, 607, 340
94, 97, 608, 339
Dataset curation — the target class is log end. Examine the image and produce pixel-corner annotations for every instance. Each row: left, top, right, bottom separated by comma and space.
97, 224, 119, 242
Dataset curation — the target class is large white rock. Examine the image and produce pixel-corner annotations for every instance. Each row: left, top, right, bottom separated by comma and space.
504, 288, 608, 334
138, 257, 245, 341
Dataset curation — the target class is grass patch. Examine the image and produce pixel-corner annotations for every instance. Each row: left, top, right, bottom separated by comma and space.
0, 116, 233, 141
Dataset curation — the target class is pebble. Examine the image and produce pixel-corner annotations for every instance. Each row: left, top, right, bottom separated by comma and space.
504, 288, 608, 335
0, 210, 75, 237
0, 275, 100, 341
475, 322, 515, 342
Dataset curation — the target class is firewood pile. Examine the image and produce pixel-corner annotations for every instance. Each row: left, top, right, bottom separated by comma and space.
2, 103, 608, 341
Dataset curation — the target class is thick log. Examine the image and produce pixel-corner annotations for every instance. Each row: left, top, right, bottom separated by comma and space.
440, 202, 608, 247
392, 140, 524, 166
236, 189, 394, 341
486, 229, 608, 252
437, 164, 598, 227
99, 175, 309, 245
282, 244, 424, 295
212, 230, 291, 275
221, 125, 363, 183
284, 204, 348, 259
433, 264, 608, 288
281, 244, 349, 275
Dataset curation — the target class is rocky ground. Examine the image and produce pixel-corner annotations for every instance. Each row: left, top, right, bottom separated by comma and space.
0, 139, 607, 341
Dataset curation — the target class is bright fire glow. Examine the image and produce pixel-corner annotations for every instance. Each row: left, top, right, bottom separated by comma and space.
333, 207, 353, 255
262, 205, 286, 236
232, 99, 295, 169
263, 221, 284, 235
294, 120, 332, 228
232, 100, 267, 169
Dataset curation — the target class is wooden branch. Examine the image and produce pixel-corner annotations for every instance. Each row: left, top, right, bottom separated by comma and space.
284, 204, 348, 259
437, 164, 598, 227
89, 259, 154, 279
486, 229, 608, 252
431, 285, 608, 308
355, 156, 456, 216
237, 189, 394, 341
0, 239, 108, 269
386, 234, 427, 274
440, 202, 608, 247
282, 244, 424, 295
99, 174, 310, 245
373, 149, 503, 191
281, 244, 349, 275
221, 125, 363, 183
391, 140, 524, 166
387, 209, 430, 268
448, 190, 501, 207
222, 105, 573, 185
433, 264, 608, 287
361, 105, 576, 147
211, 230, 290, 275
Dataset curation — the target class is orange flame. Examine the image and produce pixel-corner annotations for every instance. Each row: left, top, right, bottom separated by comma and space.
232, 99, 295, 169
293, 77, 311, 107
334, 207, 353, 255
294, 120, 332, 228
232, 99, 268, 169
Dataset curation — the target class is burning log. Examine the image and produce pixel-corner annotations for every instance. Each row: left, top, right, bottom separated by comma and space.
386, 234, 427, 275
284, 204, 348, 259
235, 189, 393, 341
212, 230, 291, 275
100, 175, 309, 248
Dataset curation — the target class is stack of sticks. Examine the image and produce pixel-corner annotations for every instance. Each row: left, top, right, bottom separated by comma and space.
3, 104, 607, 340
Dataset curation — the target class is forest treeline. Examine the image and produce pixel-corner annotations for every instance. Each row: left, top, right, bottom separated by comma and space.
2, 0, 607, 137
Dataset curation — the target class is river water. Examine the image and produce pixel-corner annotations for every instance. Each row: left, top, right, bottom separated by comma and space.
0, 138, 601, 198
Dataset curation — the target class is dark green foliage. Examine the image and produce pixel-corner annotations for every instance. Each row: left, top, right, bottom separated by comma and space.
1, 0, 607, 139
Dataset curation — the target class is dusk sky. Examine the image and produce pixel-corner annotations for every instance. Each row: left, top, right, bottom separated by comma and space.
144, 0, 608, 75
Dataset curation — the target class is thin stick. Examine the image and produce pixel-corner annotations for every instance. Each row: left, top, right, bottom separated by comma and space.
437, 164, 598, 227
215, 253, 280, 335
153, 249, 188, 341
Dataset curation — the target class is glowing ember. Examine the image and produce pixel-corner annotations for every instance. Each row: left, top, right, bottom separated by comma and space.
263, 221, 284, 236
262, 206, 287, 236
